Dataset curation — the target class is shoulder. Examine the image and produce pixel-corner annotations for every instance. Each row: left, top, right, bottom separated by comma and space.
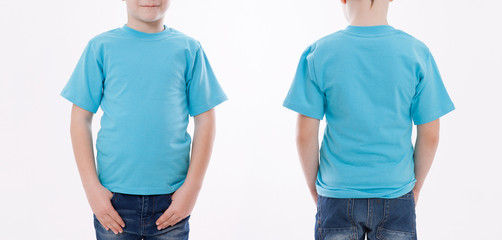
392, 29, 432, 57
293, 31, 347, 65
311, 31, 346, 49
88, 27, 123, 44
316, 30, 348, 45
84, 27, 124, 53
165, 28, 202, 51
303, 30, 352, 58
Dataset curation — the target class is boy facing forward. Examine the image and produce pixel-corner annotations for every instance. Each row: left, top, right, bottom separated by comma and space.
283, 0, 454, 239
60, 0, 227, 239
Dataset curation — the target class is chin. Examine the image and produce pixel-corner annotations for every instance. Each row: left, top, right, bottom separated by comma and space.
134, 13, 163, 23
139, 16, 163, 22
135, 9, 164, 22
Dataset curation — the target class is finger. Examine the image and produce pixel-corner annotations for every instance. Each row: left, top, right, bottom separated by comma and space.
163, 212, 179, 227
96, 216, 110, 231
98, 215, 117, 233
158, 213, 177, 230
171, 216, 183, 226
156, 209, 175, 227
109, 209, 126, 228
103, 214, 122, 234
108, 216, 124, 234
160, 215, 181, 230
157, 213, 177, 230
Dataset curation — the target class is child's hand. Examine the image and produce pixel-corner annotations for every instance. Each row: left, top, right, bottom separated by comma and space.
87, 185, 125, 234
155, 184, 198, 230
412, 188, 420, 207
312, 191, 318, 205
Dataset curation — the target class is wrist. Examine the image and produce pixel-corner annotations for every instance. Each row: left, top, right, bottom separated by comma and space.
82, 180, 102, 192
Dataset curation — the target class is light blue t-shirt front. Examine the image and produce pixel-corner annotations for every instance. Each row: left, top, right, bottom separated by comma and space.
61, 24, 227, 195
283, 25, 455, 198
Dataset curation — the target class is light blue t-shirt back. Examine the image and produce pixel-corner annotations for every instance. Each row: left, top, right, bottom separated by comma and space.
283, 25, 455, 198
60, 24, 227, 195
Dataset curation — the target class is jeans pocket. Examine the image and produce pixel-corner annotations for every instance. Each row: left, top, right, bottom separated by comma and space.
318, 227, 357, 240
396, 190, 414, 199
110, 192, 118, 205
378, 228, 415, 240
316, 196, 357, 240
377, 198, 416, 240
155, 214, 190, 240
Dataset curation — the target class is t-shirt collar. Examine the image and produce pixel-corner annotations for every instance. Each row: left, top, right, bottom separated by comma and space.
121, 24, 171, 39
344, 25, 396, 36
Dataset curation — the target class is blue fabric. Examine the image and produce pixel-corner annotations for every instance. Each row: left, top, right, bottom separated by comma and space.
283, 25, 455, 198
94, 192, 190, 239
61, 24, 227, 195
315, 190, 417, 240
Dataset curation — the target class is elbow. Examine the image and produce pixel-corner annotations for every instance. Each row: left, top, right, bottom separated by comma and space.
428, 134, 440, 147
418, 132, 440, 149
296, 134, 305, 147
296, 131, 315, 147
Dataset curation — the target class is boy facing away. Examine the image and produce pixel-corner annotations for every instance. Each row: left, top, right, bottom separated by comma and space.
283, 0, 454, 239
60, 0, 227, 239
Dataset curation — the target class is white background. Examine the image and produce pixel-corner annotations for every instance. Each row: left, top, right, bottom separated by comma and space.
1, 0, 501, 239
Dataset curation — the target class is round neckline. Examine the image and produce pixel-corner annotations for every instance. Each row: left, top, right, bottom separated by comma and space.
344, 25, 397, 36
120, 24, 171, 39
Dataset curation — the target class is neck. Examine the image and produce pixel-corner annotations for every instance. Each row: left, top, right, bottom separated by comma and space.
126, 17, 165, 33
346, 1, 389, 26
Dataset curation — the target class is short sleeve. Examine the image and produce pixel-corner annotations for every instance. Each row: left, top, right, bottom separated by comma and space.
186, 45, 227, 116
60, 40, 104, 113
411, 51, 455, 125
282, 45, 325, 120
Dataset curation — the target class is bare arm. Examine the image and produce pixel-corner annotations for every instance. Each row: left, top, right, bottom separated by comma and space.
412, 119, 440, 205
70, 104, 100, 192
183, 108, 216, 190
296, 114, 321, 204
156, 108, 216, 230
69, 104, 124, 234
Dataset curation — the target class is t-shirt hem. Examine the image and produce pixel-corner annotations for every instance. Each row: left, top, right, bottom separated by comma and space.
282, 101, 324, 120
413, 104, 455, 125
102, 182, 184, 195
316, 182, 416, 199
60, 91, 99, 114
189, 95, 228, 117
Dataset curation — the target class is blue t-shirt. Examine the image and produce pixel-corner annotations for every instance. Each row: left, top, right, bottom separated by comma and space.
60, 24, 227, 195
283, 25, 455, 198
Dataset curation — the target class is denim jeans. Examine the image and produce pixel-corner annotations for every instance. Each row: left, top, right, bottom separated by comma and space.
315, 190, 417, 240
93, 192, 190, 240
